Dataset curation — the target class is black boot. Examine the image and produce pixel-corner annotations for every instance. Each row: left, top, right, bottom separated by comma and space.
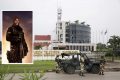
81, 72, 83, 76
79, 72, 83, 76
79, 72, 81, 76
102, 72, 104, 75
99, 72, 101, 75
81, 72, 85, 76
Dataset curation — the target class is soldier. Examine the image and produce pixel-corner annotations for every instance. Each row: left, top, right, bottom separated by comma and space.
79, 54, 85, 76
55, 55, 60, 63
6, 17, 28, 63
99, 56, 106, 75
55, 55, 61, 73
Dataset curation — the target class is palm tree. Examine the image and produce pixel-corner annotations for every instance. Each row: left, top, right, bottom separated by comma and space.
108, 35, 120, 61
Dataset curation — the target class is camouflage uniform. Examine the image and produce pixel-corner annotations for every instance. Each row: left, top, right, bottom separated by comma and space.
6, 25, 28, 63
55, 55, 59, 67
55, 55, 61, 73
79, 55, 85, 76
99, 56, 106, 75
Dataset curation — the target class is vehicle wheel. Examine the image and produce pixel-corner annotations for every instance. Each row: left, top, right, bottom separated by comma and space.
56, 70, 60, 73
91, 65, 100, 74
66, 66, 75, 74
86, 69, 91, 73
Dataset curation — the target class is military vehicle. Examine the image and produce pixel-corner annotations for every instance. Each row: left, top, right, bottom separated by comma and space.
55, 53, 101, 74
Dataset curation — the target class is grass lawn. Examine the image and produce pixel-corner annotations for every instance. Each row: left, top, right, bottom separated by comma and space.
0, 60, 56, 73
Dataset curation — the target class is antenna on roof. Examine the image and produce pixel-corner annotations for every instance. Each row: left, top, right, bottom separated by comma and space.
57, 0, 62, 22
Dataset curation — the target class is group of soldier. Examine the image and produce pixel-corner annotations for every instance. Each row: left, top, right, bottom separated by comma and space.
55, 53, 106, 76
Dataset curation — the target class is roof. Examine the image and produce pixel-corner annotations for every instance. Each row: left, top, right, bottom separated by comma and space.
35, 35, 51, 41
34, 42, 51, 47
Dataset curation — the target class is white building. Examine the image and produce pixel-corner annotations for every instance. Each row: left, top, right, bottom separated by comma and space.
52, 42, 96, 53
55, 7, 96, 52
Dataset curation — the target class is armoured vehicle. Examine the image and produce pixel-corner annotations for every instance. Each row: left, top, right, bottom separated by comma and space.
55, 53, 101, 74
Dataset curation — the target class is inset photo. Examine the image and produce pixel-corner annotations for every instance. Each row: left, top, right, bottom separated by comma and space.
2, 11, 33, 64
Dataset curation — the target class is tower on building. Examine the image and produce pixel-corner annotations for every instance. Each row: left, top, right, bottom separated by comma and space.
56, 7, 62, 42
57, 8, 62, 22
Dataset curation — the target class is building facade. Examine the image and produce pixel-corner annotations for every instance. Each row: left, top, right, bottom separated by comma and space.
34, 35, 51, 50
66, 21, 91, 43
56, 21, 91, 43
52, 42, 96, 53
56, 7, 96, 52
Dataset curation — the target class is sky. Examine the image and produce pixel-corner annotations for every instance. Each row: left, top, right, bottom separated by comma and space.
0, 0, 120, 43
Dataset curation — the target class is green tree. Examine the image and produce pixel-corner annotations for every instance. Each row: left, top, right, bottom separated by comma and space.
34, 45, 42, 50
107, 35, 120, 62
96, 43, 107, 51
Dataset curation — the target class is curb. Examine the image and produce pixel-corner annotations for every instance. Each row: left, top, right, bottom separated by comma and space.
105, 68, 120, 72
46, 68, 120, 72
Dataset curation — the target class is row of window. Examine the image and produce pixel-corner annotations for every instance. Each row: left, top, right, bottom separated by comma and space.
66, 46, 94, 51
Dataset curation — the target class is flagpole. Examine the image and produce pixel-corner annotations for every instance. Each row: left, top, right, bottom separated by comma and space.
96, 30, 97, 44
103, 33, 104, 44
106, 29, 108, 46
102, 30, 104, 44
104, 29, 107, 45
99, 30, 100, 43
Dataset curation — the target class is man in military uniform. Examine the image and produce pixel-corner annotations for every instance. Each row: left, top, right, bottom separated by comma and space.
99, 56, 106, 75
79, 54, 85, 76
55, 55, 61, 73
6, 17, 28, 63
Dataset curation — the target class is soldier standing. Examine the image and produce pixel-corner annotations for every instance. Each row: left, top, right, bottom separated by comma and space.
99, 56, 106, 75
79, 54, 85, 76
6, 17, 28, 63
55, 55, 62, 73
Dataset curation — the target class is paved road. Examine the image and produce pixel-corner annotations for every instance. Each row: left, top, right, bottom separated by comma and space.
41, 72, 120, 80
5, 71, 120, 80
4, 62, 120, 80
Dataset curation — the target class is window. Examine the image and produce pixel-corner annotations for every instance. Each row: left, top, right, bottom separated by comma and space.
60, 23, 62, 26
60, 27, 62, 29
